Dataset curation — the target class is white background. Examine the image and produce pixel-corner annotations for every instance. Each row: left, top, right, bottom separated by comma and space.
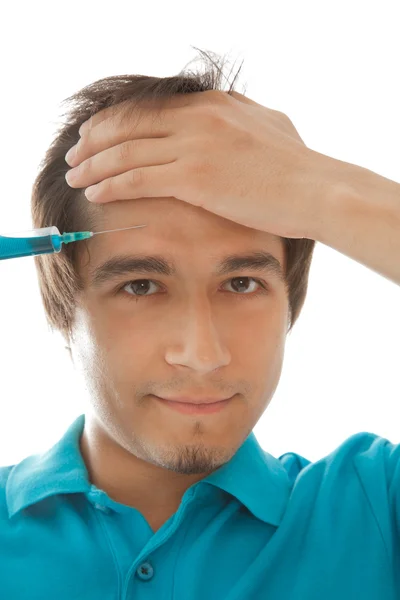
0, 0, 399, 466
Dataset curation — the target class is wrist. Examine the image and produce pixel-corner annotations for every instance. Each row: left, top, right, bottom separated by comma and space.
308, 154, 368, 244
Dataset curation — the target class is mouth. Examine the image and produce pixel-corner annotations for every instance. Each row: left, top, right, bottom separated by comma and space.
154, 395, 234, 415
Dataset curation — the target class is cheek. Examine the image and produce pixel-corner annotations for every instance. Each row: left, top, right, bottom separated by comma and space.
231, 302, 286, 350
98, 323, 154, 378
234, 313, 286, 382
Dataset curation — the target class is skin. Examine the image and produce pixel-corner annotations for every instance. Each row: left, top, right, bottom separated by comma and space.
68, 195, 289, 533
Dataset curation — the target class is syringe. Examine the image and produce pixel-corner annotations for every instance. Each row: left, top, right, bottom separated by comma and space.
0, 224, 147, 261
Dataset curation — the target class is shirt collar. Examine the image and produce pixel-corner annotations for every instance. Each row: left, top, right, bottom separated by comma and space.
6, 414, 291, 526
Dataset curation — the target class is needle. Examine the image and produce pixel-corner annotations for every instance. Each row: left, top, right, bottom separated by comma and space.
91, 224, 147, 236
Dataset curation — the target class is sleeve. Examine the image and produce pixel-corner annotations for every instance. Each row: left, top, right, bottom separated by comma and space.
383, 437, 400, 534
350, 432, 400, 572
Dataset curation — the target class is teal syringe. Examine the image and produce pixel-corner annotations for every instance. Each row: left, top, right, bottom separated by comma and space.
0, 224, 147, 261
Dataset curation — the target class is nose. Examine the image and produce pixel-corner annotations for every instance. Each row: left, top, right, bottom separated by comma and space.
164, 305, 231, 374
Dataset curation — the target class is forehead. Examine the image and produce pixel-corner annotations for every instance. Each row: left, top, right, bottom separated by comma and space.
79, 196, 285, 271
89, 196, 281, 240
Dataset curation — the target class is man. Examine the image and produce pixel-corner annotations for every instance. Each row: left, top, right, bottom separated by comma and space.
1, 69, 399, 598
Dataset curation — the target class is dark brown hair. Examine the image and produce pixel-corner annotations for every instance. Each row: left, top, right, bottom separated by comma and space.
31, 47, 316, 345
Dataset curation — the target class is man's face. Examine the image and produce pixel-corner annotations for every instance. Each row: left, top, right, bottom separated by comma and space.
69, 197, 289, 476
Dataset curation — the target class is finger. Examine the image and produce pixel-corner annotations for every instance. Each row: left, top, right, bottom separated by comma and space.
68, 107, 176, 168
84, 162, 180, 204
78, 91, 200, 138
77, 89, 220, 143
66, 138, 176, 189
70, 91, 223, 168
78, 105, 117, 136
78, 100, 160, 137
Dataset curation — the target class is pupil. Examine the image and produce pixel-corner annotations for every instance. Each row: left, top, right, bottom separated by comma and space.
232, 277, 249, 292
132, 280, 150, 295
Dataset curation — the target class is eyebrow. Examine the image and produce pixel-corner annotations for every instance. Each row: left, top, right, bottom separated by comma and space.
89, 250, 285, 288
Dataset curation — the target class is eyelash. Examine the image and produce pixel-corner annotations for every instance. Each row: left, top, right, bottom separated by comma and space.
114, 277, 269, 302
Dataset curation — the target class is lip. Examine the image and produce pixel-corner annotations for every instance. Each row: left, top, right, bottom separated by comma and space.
155, 395, 234, 414
159, 395, 232, 405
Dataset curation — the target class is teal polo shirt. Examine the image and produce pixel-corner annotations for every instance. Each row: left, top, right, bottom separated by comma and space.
1, 414, 399, 598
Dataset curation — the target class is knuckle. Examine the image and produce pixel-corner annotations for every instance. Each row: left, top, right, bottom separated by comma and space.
118, 140, 132, 162
201, 89, 228, 105
203, 105, 227, 129
103, 177, 113, 195
79, 156, 92, 175
188, 104, 226, 134
279, 113, 300, 137
273, 109, 287, 120
130, 167, 144, 186
276, 110, 292, 126
96, 176, 110, 194
283, 113, 294, 128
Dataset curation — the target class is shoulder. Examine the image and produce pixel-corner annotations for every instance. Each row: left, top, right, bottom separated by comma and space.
0, 464, 16, 523
277, 431, 399, 485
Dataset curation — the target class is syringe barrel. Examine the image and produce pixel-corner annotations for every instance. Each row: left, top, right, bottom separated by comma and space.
0, 226, 62, 261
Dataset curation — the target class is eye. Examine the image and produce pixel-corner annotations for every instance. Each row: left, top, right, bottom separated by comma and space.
116, 277, 269, 301
222, 277, 268, 296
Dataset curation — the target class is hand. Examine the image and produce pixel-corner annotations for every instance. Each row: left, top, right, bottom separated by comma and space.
64, 90, 335, 240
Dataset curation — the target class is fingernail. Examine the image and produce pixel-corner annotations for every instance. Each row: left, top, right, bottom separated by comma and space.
85, 185, 99, 201
65, 145, 77, 166
79, 120, 89, 136
65, 168, 78, 184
